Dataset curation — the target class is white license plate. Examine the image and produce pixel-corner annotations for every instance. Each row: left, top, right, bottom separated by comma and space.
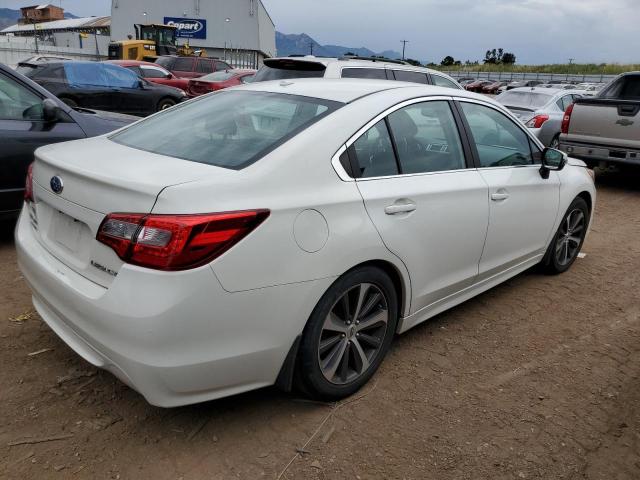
51, 210, 84, 252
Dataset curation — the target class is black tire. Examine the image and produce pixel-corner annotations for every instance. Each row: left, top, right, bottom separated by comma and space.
157, 98, 176, 111
295, 266, 398, 400
541, 197, 589, 274
59, 97, 77, 108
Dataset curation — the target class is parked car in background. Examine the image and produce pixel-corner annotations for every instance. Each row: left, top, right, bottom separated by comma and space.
560, 72, 640, 169
155, 55, 233, 79
186, 69, 256, 97
251, 56, 462, 89
16, 61, 187, 116
482, 81, 508, 94
465, 80, 493, 92
15, 79, 595, 407
0, 63, 135, 220
106, 60, 189, 91
506, 80, 543, 90
496, 87, 584, 147
20, 55, 73, 64
458, 78, 476, 87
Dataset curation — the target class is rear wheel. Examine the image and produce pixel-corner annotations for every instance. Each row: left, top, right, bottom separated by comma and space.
157, 98, 176, 111
541, 197, 589, 274
296, 266, 398, 399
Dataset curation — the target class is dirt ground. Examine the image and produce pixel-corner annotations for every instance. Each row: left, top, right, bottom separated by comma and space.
1, 170, 639, 480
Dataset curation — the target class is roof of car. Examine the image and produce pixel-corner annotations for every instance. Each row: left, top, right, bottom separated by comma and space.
105, 60, 165, 68
236, 78, 485, 104
263, 56, 444, 75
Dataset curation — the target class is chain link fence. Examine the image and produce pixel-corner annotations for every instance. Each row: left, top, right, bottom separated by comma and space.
442, 71, 619, 83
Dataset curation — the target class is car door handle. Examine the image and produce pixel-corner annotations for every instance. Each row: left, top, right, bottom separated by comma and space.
491, 192, 510, 201
384, 201, 417, 215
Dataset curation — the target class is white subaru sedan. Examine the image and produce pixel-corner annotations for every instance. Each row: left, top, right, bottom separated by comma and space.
16, 79, 595, 407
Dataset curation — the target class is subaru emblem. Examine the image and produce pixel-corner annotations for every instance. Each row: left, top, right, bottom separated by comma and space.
50, 176, 63, 194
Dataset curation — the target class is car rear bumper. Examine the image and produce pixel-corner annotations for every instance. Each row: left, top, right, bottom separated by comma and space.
559, 140, 640, 167
15, 208, 333, 407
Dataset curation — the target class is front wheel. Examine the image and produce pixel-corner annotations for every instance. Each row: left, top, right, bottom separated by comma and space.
296, 266, 398, 400
541, 197, 589, 274
157, 98, 176, 111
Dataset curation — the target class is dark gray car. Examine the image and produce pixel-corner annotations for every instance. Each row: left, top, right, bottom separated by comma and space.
0, 63, 136, 220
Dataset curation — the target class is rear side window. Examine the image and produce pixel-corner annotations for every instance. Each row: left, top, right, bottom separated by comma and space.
341, 68, 387, 80
351, 120, 398, 178
431, 74, 461, 89
252, 61, 326, 82
392, 70, 428, 84
173, 58, 195, 72
111, 91, 341, 170
387, 101, 466, 173
196, 59, 214, 74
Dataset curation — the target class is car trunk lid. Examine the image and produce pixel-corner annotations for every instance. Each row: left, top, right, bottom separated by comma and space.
30, 136, 232, 287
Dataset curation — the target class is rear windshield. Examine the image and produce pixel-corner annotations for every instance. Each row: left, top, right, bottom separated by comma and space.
16, 64, 38, 77
252, 61, 326, 82
199, 71, 235, 82
496, 91, 553, 109
110, 91, 341, 170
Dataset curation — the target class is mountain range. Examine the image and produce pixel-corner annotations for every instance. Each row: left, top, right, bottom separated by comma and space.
275, 32, 403, 60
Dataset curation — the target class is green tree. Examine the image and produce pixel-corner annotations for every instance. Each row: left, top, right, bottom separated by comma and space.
441, 55, 455, 66
502, 52, 516, 65
405, 58, 422, 66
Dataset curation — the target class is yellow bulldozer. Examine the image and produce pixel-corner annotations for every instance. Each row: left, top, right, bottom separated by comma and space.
108, 24, 206, 62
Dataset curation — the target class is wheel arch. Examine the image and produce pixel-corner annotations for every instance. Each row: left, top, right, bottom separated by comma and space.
275, 258, 410, 393
576, 190, 593, 214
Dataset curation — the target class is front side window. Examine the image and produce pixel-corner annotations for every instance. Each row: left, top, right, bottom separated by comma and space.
111, 91, 341, 170
431, 74, 461, 89
392, 70, 428, 84
215, 61, 232, 71
341, 68, 387, 80
460, 102, 534, 167
0, 72, 44, 120
101, 64, 140, 88
387, 101, 466, 174
140, 66, 168, 79
351, 120, 398, 178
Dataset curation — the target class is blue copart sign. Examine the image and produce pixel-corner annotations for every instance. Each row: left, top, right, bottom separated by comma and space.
164, 17, 207, 39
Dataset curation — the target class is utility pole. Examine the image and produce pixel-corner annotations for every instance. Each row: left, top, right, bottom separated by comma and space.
309, 42, 313, 55
400, 39, 408, 60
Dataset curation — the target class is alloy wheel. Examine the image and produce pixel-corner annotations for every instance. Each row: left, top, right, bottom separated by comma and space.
318, 283, 389, 385
555, 208, 585, 266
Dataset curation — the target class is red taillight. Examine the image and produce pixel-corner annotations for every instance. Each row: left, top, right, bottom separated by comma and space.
561, 103, 574, 134
97, 210, 270, 271
525, 114, 550, 129
24, 162, 34, 202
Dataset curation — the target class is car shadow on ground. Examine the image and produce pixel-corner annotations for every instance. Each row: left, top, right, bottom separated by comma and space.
595, 167, 640, 191
0, 219, 16, 245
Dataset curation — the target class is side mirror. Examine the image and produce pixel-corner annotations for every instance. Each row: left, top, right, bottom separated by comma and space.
42, 98, 61, 122
540, 147, 567, 179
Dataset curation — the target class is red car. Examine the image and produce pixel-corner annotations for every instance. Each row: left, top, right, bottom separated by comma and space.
155, 56, 234, 79
465, 80, 493, 92
186, 69, 256, 97
105, 60, 189, 91
482, 81, 508, 94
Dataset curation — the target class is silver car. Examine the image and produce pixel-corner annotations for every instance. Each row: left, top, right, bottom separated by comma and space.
495, 87, 584, 147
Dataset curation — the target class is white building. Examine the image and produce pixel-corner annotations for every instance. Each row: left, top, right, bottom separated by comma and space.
110, 0, 276, 67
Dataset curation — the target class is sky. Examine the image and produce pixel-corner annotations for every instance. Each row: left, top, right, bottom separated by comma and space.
3, 0, 638, 64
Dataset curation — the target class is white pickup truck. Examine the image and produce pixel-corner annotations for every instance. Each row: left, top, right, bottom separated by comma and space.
559, 72, 640, 168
